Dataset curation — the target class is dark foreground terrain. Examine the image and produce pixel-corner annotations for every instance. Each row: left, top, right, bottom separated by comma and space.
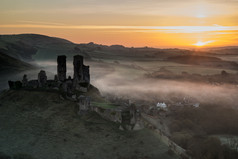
0, 90, 177, 159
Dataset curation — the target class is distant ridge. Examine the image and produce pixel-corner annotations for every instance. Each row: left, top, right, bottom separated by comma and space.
1, 33, 238, 63
0, 33, 73, 45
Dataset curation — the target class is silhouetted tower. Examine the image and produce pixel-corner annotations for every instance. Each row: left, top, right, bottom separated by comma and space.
73, 55, 84, 86
73, 55, 90, 91
83, 65, 90, 83
57, 55, 66, 81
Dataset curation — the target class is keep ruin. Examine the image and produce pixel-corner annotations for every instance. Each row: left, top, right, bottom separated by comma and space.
8, 55, 90, 94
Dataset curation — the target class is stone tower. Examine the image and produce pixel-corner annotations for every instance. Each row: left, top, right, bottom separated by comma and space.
73, 55, 84, 89
57, 55, 66, 81
72, 55, 90, 91
83, 65, 90, 84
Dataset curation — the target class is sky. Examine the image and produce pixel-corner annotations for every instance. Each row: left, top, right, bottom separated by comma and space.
0, 0, 238, 48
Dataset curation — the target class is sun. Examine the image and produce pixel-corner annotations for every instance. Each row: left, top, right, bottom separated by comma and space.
193, 40, 215, 47
196, 14, 206, 18
193, 41, 206, 47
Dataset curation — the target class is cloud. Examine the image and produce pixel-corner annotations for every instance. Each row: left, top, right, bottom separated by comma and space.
17, 20, 65, 26
1, 0, 237, 17
1, 24, 238, 34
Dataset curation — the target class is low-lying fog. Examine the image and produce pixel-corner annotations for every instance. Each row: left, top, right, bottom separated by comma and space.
96, 72, 238, 106
1, 60, 238, 107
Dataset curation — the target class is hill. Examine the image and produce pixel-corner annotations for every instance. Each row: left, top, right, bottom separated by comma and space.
204, 46, 238, 55
167, 55, 238, 70
0, 34, 77, 61
0, 34, 193, 62
167, 55, 221, 63
1, 34, 238, 63
0, 52, 36, 74
0, 90, 177, 159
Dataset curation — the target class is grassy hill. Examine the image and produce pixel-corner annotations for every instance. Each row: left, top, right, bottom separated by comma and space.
0, 34, 78, 61
0, 52, 36, 74
1, 33, 238, 63
0, 90, 177, 159
167, 55, 238, 70
0, 34, 194, 62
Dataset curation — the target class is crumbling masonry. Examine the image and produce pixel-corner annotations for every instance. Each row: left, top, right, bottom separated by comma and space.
8, 55, 139, 130
8, 55, 90, 94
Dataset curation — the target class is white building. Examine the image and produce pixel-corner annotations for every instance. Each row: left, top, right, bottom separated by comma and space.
193, 103, 200, 108
156, 102, 168, 111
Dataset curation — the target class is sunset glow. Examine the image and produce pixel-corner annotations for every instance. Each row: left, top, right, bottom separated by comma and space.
0, 0, 238, 48
193, 40, 215, 47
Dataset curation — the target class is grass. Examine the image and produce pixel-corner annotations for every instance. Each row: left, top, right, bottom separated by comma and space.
0, 90, 177, 159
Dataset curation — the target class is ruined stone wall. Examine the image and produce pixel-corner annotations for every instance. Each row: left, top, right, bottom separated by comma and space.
90, 105, 140, 130
92, 106, 122, 123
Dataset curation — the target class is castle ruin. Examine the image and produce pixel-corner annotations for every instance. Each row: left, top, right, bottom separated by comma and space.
7, 55, 139, 130
8, 55, 90, 94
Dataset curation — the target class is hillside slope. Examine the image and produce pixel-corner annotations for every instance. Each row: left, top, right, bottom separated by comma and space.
0, 34, 192, 62
0, 34, 76, 61
0, 52, 36, 74
0, 90, 177, 159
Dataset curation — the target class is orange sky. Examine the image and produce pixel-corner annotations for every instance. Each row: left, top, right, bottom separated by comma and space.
1, 0, 238, 48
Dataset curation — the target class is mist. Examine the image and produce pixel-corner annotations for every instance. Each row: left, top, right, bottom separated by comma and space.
94, 70, 238, 107
1, 59, 238, 108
